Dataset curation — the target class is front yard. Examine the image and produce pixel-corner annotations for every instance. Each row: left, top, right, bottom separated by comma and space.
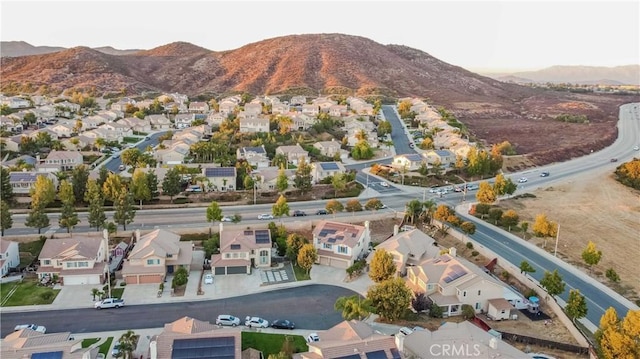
242, 332, 307, 357
0, 278, 60, 306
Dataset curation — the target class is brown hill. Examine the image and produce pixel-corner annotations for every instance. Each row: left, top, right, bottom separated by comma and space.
1, 33, 636, 164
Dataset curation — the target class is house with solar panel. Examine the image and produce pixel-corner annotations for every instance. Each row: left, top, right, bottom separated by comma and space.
424, 149, 456, 168
202, 167, 237, 192
367, 228, 440, 277
1, 328, 95, 359
236, 145, 270, 168
149, 316, 243, 359
312, 221, 371, 269
211, 224, 272, 275
392, 153, 425, 172
311, 161, 346, 184
8, 171, 58, 194
406, 249, 515, 317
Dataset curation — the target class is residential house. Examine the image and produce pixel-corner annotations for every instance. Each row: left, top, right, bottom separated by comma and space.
81, 115, 107, 130
28, 128, 60, 142
32, 105, 57, 121
174, 113, 196, 129
313, 140, 342, 158
239, 116, 269, 133
96, 109, 123, 121
288, 112, 315, 131
0, 239, 20, 277
329, 104, 348, 117
203, 167, 237, 191
392, 153, 425, 172
8, 172, 58, 194
149, 316, 242, 359
146, 114, 172, 130
312, 220, 371, 269
100, 122, 133, 137
109, 97, 136, 112
188, 124, 212, 137
301, 104, 319, 116
398, 321, 526, 358
40, 150, 83, 172
207, 111, 227, 127
155, 142, 190, 165
244, 103, 263, 117
293, 320, 399, 359
0, 116, 22, 133
122, 229, 193, 284
36, 233, 108, 285
289, 95, 306, 106
253, 167, 295, 191
368, 229, 440, 276
48, 123, 75, 138
61, 135, 93, 151
275, 144, 308, 166
54, 100, 81, 116
83, 128, 123, 143
187, 101, 210, 113
237, 146, 270, 168
271, 102, 290, 114
1, 155, 37, 169
163, 101, 188, 114
1, 135, 22, 152
424, 149, 456, 168
347, 97, 375, 116
1, 329, 96, 359
1, 96, 30, 109
119, 117, 152, 133
218, 99, 239, 116
311, 161, 346, 184
211, 224, 272, 275
406, 250, 514, 316
135, 99, 154, 110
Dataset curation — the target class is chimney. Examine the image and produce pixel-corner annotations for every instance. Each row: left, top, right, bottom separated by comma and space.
393, 225, 399, 236
448, 247, 457, 257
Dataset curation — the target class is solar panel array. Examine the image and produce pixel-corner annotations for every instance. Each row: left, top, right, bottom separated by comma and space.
390, 348, 402, 359
365, 350, 388, 359
334, 355, 361, 359
8, 172, 38, 182
244, 230, 253, 236
320, 162, 340, 171
255, 229, 270, 244
205, 167, 236, 177
172, 337, 235, 359
31, 352, 64, 359
405, 154, 424, 161
443, 265, 468, 283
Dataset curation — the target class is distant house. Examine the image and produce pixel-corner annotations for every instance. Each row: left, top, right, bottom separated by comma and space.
36, 233, 108, 285
155, 143, 189, 165
0, 239, 20, 277
48, 123, 75, 138
1, 96, 30, 109
146, 114, 172, 130
1, 135, 22, 152
243, 103, 262, 117
329, 104, 348, 117
100, 122, 133, 137
253, 167, 295, 191
211, 224, 272, 275
288, 113, 315, 131
392, 153, 425, 172
271, 102, 290, 114
239, 116, 269, 133
218, 100, 238, 116
109, 98, 136, 112
149, 316, 242, 359
40, 150, 83, 172
311, 161, 346, 184
289, 95, 306, 106
313, 140, 342, 158
119, 117, 151, 133
312, 220, 371, 269
367, 229, 439, 276
275, 144, 308, 166
122, 229, 193, 284
206, 112, 226, 127
237, 146, 270, 169
424, 149, 456, 168
203, 167, 237, 191
1, 155, 37, 169
188, 101, 210, 113
301, 104, 319, 116
2, 329, 92, 359
8, 172, 58, 194
174, 113, 196, 129
0, 116, 22, 133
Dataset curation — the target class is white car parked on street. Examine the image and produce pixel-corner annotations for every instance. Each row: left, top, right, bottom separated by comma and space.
245, 316, 269, 328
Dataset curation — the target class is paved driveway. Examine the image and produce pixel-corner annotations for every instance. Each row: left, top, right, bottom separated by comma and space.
260, 263, 295, 285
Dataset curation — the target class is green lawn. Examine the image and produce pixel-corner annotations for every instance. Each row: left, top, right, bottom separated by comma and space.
81, 338, 100, 348
292, 265, 310, 281
111, 287, 125, 299
0, 279, 60, 306
241, 332, 307, 356
19, 237, 46, 267
122, 136, 140, 143
98, 337, 114, 355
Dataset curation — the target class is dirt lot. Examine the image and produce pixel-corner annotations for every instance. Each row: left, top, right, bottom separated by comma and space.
499, 170, 640, 303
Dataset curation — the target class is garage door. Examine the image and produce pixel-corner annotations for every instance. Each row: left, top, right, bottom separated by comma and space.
125, 276, 139, 285
226, 266, 247, 275
320, 257, 330, 266
330, 259, 349, 269
214, 267, 226, 275
139, 274, 162, 284
63, 275, 101, 285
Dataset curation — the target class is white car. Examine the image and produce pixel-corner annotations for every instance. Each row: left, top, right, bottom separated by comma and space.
245, 316, 269, 328
306, 333, 320, 342
634, 145, 639, 151
379, 182, 389, 187
216, 315, 240, 327
257, 214, 274, 220
518, 177, 528, 183
221, 216, 233, 222
398, 327, 414, 336
204, 273, 213, 284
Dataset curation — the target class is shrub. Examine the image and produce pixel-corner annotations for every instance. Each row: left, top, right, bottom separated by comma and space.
462, 304, 476, 320
120, 282, 126, 287
524, 288, 538, 299
471, 250, 479, 257
412, 292, 431, 312
172, 266, 188, 288
605, 268, 620, 283
346, 260, 366, 278
429, 302, 443, 318
466, 242, 474, 249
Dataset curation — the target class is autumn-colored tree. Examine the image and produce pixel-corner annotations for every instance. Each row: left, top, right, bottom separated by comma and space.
614, 158, 640, 190
377, 120, 392, 137
326, 199, 344, 216
364, 198, 383, 211
297, 243, 317, 275
460, 221, 476, 236
368, 249, 397, 283
102, 173, 125, 203
130, 169, 150, 208
58, 180, 79, 234
500, 209, 519, 229
345, 199, 363, 214
582, 241, 603, 272
493, 173, 508, 195
595, 307, 640, 359
540, 269, 565, 297
366, 278, 412, 322
565, 289, 588, 322
285, 234, 308, 264
272, 195, 290, 222
476, 181, 496, 204
30, 175, 56, 209
331, 173, 347, 197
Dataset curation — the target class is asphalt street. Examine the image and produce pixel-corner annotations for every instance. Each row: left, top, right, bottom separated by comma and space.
101, 131, 168, 174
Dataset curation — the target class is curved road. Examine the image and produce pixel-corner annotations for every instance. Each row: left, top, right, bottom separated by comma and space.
0, 284, 356, 337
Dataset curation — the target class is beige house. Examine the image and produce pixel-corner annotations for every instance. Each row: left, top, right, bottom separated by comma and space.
293, 320, 398, 359
122, 229, 193, 284
487, 298, 514, 320
272, 102, 290, 114
288, 113, 315, 131
188, 101, 210, 113
244, 103, 263, 116
406, 251, 508, 316
313, 140, 342, 157
8, 171, 58, 194
290, 95, 306, 106
239, 116, 269, 133
237, 146, 270, 168
301, 104, 319, 116
40, 150, 83, 172
155, 144, 189, 165
211, 224, 272, 275
149, 316, 242, 359
203, 167, 236, 191
83, 128, 123, 143
253, 167, 295, 191
48, 123, 75, 138
328, 104, 348, 117
174, 113, 196, 129
312, 221, 371, 269
368, 229, 440, 276
311, 161, 346, 184
275, 144, 308, 166
392, 153, 425, 172
36, 234, 108, 285
100, 122, 133, 137
424, 149, 456, 168
118, 117, 151, 132
146, 114, 172, 130
2, 329, 96, 359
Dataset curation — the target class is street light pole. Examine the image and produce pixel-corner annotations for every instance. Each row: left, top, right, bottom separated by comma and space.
554, 224, 560, 257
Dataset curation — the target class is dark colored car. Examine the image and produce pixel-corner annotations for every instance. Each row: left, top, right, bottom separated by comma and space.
271, 319, 295, 330
292, 210, 307, 217
316, 209, 328, 215
610, 158, 618, 162
540, 171, 550, 177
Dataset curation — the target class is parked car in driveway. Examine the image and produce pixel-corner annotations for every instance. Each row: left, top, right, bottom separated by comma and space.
94, 298, 124, 309
204, 273, 213, 284
245, 316, 269, 328
216, 315, 240, 326
306, 333, 320, 342
258, 214, 274, 220
14, 324, 46, 333
271, 319, 295, 330
292, 210, 307, 217
111, 341, 121, 357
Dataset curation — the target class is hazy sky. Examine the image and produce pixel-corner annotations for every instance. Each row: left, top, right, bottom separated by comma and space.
1, 0, 638, 72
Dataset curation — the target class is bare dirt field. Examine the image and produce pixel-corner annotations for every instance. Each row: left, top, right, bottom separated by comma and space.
499, 170, 640, 303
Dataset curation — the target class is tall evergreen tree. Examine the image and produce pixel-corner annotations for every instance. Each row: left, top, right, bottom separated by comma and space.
58, 180, 79, 234
113, 191, 136, 230
84, 179, 106, 231
71, 164, 89, 204
162, 168, 182, 203
294, 157, 312, 193
0, 200, 13, 235
97, 166, 109, 188
146, 170, 159, 199
0, 167, 14, 203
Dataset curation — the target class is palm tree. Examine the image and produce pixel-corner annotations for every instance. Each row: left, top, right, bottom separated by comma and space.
91, 288, 100, 301
117, 330, 137, 359
334, 295, 372, 321
405, 199, 423, 225
421, 199, 437, 225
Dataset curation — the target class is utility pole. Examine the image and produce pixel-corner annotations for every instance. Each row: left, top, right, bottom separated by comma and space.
554, 224, 560, 257
103, 229, 111, 299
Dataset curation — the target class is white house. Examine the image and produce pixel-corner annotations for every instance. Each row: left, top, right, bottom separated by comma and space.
0, 239, 20, 277
312, 220, 371, 269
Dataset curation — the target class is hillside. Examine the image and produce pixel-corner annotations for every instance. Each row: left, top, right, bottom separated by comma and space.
485, 65, 640, 86
0, 41, 65, 57
1, 34, 637, 164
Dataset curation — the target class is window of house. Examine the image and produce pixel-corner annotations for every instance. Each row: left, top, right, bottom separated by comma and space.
251, 250, 255, 255
42, 260, 51, 265
225, 253, 231, 259
66, 262, 77, 268
463, 291, 467, 297
478, 290, 481, 296
323, 243, 332, 250
146, 259, 156, 265
232, 253, 238, 258
475, 302, 481, 310
338, 246, 348, 254
78, 262, 89, 267
166, 254, 173, 258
